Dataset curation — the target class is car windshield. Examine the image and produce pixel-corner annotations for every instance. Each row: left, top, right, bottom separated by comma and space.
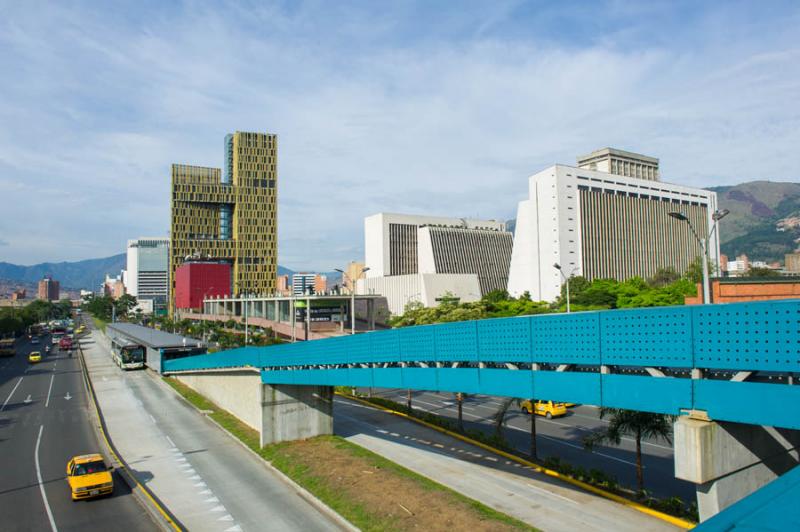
74, 461, 106, 475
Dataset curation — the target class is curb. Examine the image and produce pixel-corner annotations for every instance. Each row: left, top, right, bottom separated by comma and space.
336, 392, 695, 530
158, 374, 359, 532
79, 324, 183, 531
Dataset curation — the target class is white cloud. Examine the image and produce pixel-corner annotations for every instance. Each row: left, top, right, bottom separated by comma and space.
0, 2, 798, 269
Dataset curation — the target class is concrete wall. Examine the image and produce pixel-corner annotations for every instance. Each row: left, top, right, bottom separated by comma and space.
174, 372, 334, 446
176, 371, 264, 432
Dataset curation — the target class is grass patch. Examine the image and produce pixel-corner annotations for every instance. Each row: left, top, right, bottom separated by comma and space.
163, 376, 536, 531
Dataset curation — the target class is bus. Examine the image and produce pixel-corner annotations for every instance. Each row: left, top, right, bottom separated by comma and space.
0, 338, 14, 357
51, 327, 67, 345
110, 337, 145, 370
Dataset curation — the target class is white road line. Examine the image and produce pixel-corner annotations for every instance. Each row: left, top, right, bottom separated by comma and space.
165, 435, 176, 447
149, 414, 157, 424
526, 482, 580, 505
1, 377, 23, 411
45, 374, 55, 408
35, 425, 58, 532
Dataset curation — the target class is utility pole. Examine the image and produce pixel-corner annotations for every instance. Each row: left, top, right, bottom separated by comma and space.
334, 266, 370, 335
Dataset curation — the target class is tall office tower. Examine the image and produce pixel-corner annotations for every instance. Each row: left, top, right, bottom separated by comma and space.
37, 276, 60, 301
126, 238, 169, 313
577, 148, 660, 181
507, 164, 719, 302
170, 131, 278, 314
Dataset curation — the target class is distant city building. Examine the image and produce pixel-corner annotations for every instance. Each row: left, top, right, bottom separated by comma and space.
103, 274, 125, 299
358, 273, 481, 315
719, 254, 729, 275
314, 274, 327, 294
292, 273, 317, 295
126, 237, 169, 313
508, 163, 720, 302
726, 254, 750, 277
169, 131, 278, 315
577, 147, 659, 181
38, 277, 60, 301
786, 253, 800, 273
276, 274, 291, 296
686, 277, 800, 304
342, 261, 367, 294
11, 288, 25, 301
174, 262, 231, 311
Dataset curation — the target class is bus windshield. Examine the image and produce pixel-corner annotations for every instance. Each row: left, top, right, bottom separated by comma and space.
121, 347, 144, 364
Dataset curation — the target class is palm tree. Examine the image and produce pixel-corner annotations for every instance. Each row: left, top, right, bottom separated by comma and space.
492, 397, 538, 460
456, 392, 465, 432
583, 408, 674, 495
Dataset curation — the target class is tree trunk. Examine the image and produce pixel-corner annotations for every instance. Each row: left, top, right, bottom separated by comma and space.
457, 393, 464, 432
635, 431, 644, 495
530, 403, 538, 460
406, 389, 412, 413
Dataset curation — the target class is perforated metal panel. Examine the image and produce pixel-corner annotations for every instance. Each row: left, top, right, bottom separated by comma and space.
479, 369, 533, 398
434, 321, 478, 362
477, 316, 531, 362
533, 372, 601, 405
347, 368, 374, 388
438, 368, 480, 394
399, 325, 436, 361
601, 307, 693, 368
693, 301, 800, 371
602, 374, 691, 415
369, 329, 401, 362
261, 369, 297, 385
373, 368, 403, 388
531, 312, 601, 365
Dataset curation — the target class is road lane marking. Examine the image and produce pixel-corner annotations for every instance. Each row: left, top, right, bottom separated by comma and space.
149, 413, 157, 424
2, 377, 23, 410
24, 394, 32, 404
165, 435, 176, 447
35, 425, 58, 532
45, 375, 55, 408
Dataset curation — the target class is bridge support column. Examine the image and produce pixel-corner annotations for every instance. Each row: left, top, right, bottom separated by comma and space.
260, 384, 333, 447
674, 417, 799, 521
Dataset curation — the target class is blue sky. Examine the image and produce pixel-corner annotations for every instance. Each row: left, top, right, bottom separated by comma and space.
0, 1, 798, 268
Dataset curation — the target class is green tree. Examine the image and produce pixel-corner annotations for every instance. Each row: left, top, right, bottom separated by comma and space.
648, 267, 680, 287
583, 409, 674, 495
747, 267, 780, 278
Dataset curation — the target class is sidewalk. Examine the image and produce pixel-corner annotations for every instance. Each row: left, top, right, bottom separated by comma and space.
334, 397, 681, 532
82, 328, 341, 532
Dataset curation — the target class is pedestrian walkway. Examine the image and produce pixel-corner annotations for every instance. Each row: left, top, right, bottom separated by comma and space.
82, 327, 341, 532
334, 397, 682, 532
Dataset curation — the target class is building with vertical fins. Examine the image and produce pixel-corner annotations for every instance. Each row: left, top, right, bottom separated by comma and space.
507, 151, 719, 302
169, 131, 278, 314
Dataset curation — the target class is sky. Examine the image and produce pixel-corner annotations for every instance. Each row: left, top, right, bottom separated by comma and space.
0, 0, 798, 269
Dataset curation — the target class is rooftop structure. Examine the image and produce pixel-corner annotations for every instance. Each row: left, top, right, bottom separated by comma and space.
577, 147, 659, 181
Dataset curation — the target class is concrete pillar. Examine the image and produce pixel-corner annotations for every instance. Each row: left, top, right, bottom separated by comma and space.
368, 299, 375, 330
260, 384, 333, 446
674, 417, 800, 521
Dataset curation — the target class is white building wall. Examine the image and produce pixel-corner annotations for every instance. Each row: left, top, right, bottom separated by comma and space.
126, 242, 139, 297
417, 226, 437, 274
358, 273, 481, 315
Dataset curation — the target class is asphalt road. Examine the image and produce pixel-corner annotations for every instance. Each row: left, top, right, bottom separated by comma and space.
0, 333, 154, 532
365, 388, 695, 501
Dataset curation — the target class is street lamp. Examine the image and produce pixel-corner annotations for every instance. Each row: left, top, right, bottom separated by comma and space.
553, 263, 578, 313
334, 266, 370, 335
668, 210, 728, 304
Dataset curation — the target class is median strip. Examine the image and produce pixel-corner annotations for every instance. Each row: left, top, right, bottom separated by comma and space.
163, 376, 537, 532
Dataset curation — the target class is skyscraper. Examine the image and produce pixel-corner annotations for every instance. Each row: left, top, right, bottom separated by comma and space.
169, 131, 278, 314
126, 237, 169, 313
37, 276, 59, 301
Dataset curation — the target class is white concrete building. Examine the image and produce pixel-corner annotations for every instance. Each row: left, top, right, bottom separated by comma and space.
362, 213, 510, 314
508, 165, 720, 302
126, 238, 169, 312
357, 273, 481, 316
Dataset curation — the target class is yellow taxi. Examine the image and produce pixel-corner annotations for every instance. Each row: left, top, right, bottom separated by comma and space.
520, 400, 568, 419
66, 454, 114, 500
76, 326, 86, 334
28, 351, 42, 364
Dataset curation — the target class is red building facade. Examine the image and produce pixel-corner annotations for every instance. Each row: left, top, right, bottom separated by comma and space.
174, 262, 231, 310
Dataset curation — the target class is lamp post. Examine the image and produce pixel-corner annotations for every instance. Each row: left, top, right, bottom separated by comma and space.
553, 263, 578, 313
668, 209, 728, 304
335, 266, 370, 335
